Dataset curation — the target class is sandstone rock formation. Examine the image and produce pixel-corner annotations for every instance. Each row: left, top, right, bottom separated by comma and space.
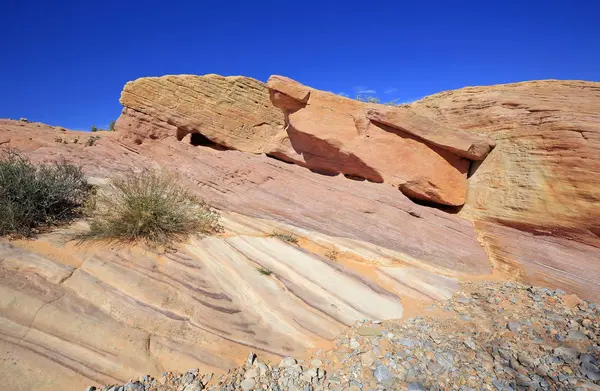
265, 75, 496, 206
1, 76, 599, 391
409, 80, 600, 295
117, 74, 285, 152
410, 80, 600, 243
116, 74, 496, 206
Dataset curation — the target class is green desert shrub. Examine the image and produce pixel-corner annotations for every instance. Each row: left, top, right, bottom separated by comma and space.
0, 150, 90, 237
79, 170, 222, 247
269, 231, 299, 244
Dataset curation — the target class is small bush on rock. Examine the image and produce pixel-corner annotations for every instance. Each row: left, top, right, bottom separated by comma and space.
79, 170, 222, 247
0, 150, 90, 237
269, 232, 299, 244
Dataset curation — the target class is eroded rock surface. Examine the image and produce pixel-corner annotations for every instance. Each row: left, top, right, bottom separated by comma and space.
1, 77, 600, 390
117, 74, 284, 152
410, 80, 600, 244
266, 75, 493, 206
117, 74, 496, 206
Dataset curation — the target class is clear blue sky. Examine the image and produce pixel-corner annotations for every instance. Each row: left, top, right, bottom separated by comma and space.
1, 0, 599, 130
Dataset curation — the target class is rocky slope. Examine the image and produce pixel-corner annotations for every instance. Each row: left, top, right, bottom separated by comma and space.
88, 281, 600, 391
0, 75, 599, 390
117, 75, 495, 206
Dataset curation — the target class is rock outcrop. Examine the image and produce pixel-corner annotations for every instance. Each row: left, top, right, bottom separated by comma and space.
1, 76, 600, 391
116, 74, 496, 206
117, 74, 285, 152
410, 80, 600, 244
265, 75, 496, 206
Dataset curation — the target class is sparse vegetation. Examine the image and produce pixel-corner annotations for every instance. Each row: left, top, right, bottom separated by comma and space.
257, 267, 272, 276
355, 94, 380, 103
0, 150, 90, 237
325, 249, 339, 261
54, 137, 63, 143
86, 135, 100, 146
109, 121, 116, 132
77, 169, 222, 247
269, 232, 298, 244
91, 125, 98, 132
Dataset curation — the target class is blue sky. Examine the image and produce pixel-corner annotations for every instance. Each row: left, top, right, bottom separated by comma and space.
1, 0, 599, 130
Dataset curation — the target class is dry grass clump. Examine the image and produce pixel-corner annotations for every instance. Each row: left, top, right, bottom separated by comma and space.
78, 170, 222, 247
269, 232, 299, 244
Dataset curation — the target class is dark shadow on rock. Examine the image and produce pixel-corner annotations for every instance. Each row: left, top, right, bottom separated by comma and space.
285, 126, 384, 183
177, 130, 230, 151
373, 122, 469, 177
403, 192, 464, 214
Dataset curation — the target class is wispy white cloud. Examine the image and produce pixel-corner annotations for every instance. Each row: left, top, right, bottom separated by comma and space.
353, 86, 377, 95
337, 92, 349, 97
384, 87, 398, 94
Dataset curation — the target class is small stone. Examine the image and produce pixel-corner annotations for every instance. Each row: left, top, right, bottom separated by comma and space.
463, 339, 477, 350
256, 362, 268, 376
183, 381, 203, 391
181, 372, 195, 385
246, 352, 257, 368
349, 338, 360, 349
85, 387, 96, 391
507, 322, 521, 332
554, 346, 579, 363
407, 382, 426, 391
301, 368, 317, 382
582, 362, 600, 373
245, 367, 260, 379
360, 353, 374, 367
567, 330, 588, 341
397, 338, 417, 348
581, 382, 600, 391
310, 359, 322, 368
241, 378, 256, 391
581, 354, 596, 364
123, 382, 144, 391
587, 371, 600, 381
373, 364, 393, 384
279, 356, 297, 368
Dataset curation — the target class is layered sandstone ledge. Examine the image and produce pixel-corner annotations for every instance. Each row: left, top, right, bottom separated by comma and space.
117, 74, 495, 206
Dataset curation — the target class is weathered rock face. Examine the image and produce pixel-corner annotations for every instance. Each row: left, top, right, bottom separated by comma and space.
266, 75, 495, 206
117, 74, 495, 206
117, 74, 285, 152
2, 77, 600, 391
410, 80, 600, 244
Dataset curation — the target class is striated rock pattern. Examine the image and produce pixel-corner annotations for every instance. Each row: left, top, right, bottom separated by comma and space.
266, 75, 494, 206
117, 74, 496, 206
117, 74, 285, 152
90, 281, 600, 391
410, 80, 600, 244
0, 211, 463, 391
1, 75, 600, 390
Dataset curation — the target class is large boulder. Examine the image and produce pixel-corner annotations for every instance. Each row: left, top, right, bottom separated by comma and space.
266, 75, 494, 206
116, 74, 285, 152
116, 74, 495, 207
